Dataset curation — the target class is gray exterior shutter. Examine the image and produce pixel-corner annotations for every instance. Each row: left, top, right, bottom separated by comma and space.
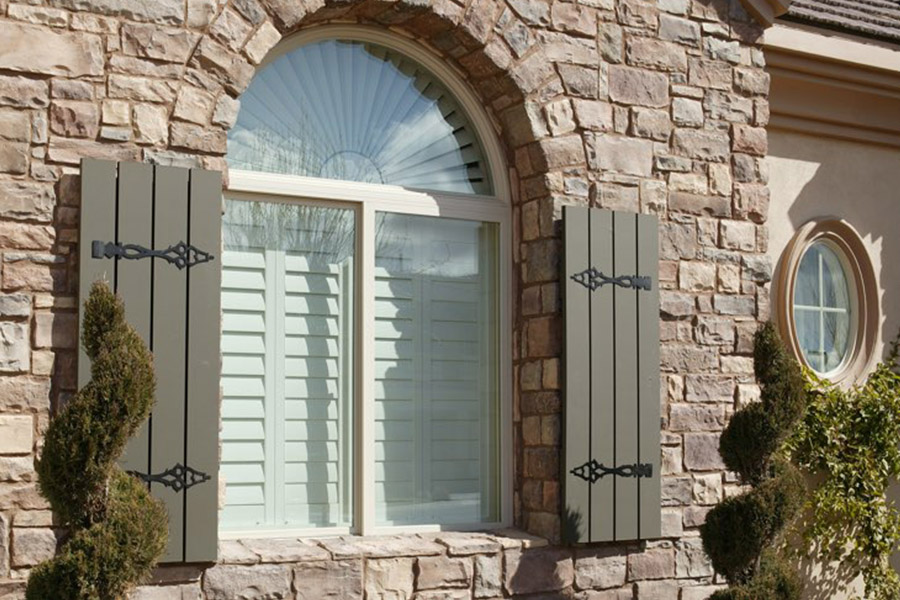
563, 206, 660, 544
78, 159, 222, 563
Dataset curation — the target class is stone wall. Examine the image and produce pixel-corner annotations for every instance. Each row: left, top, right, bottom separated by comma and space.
0, 0, 770, 596
121, 531, 725, 599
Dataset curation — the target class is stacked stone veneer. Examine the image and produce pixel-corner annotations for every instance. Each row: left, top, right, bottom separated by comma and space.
123, 531, 723, 599
0, 0, 770, 596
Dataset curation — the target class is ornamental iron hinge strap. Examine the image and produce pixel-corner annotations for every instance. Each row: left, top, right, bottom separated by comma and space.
92, 240, 214, 270
571, 267, 652, 291
128, 463, 211, 493
570, 458, 653, 484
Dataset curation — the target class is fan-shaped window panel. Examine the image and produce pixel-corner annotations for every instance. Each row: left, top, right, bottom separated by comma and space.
228, 39, 493, 195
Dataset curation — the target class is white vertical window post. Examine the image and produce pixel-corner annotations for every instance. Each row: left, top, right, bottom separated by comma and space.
359, 202, 377, 537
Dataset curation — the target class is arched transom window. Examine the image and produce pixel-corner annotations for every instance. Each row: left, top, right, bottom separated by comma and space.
220, 27, 510, 538
228, 38, 493, 195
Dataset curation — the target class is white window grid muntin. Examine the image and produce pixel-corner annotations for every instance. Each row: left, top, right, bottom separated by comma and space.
221, 170, 513, 539
792, 238, 859, 379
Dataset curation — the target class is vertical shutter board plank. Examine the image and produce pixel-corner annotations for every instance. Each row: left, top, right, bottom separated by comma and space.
78, 159, 117, 388
116, 162, 154, 482
185, 168, 222, 562
613, 211, 639, 542
637, 214, 661, 539
588, 209, 615, 543
562, 205, 590, 544
151, 166, 189, 563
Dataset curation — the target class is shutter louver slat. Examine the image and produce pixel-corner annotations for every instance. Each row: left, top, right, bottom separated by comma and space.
563, 206, 661, 544
78, 160, 117, 386
637, 216, 662, 539
563, 207, 590, 544
151, 165, 189, 563
185, 167, 223, 562
613, 211, 639, 541
589, 209, 615, 543
78, 159, 221, 563
116, 162, 154, 484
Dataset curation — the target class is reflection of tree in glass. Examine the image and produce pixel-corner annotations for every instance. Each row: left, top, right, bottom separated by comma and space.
794, 243, 852, 373
225, 201, 355, 266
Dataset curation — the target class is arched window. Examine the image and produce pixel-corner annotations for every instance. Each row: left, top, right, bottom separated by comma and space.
228, 38, 492, 195
220, 26, 510, 537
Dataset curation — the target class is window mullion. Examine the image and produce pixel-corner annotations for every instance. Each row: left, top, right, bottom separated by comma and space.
358, 202, 376, 535
273, 250, 287, 526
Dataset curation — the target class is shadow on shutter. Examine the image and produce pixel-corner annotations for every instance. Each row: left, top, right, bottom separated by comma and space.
79, 159, 222, 563
562, 206, 660, 544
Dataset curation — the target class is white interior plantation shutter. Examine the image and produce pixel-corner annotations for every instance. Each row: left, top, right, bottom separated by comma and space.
563, 206, 661, 544
78, 159, 222, 562
374, 220, 498, 525
220, 203, 354, 531
220, 248, 268, 526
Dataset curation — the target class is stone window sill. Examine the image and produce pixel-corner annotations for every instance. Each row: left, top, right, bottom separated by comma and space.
218, 529, 549, 565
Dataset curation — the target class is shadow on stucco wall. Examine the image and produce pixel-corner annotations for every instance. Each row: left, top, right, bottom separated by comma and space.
768, 129, 900, 597
769, 130, 900, 378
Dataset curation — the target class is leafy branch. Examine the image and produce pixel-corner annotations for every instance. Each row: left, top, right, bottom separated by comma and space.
786, 337, 900, 600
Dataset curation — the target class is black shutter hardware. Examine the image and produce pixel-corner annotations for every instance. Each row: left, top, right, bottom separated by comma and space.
128, 463, 211, 493
570, 459, 653, 483
570, 267, 652, 291
92, 240, 214, 270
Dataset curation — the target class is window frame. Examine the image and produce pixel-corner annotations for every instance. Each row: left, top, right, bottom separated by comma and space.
776, 218, 879, 384
220, 25, 513, 539
792, 239, 857, 377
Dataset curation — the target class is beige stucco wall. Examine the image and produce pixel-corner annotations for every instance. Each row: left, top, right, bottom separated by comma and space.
767, 128, 900, 599
766, 26, 900, 598
767, 129, 900, 368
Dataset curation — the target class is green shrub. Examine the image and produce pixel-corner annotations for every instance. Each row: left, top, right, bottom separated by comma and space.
754, 324, 806, 428
702, 460, 805, 583
27, 282, 167, 600
701, 322, 808, 595
718, 324, 807, 486
718, 402, 780, 485
709, 552, 802, 600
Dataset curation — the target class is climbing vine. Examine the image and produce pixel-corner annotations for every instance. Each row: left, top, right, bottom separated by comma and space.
787, 338, 900, 600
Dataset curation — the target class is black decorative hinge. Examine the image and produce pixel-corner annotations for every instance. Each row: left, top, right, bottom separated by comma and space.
128, 463, 210, 492
571, 267, 651, 292
570, 459, 653, 483
92, 240, 214, 270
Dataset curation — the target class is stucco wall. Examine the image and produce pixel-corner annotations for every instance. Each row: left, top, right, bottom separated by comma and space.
0, 0, 773, 596
765, 29, 900, 597
767, 130, 900, 370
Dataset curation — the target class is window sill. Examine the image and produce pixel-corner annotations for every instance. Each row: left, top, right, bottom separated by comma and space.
218, 529, 549, 565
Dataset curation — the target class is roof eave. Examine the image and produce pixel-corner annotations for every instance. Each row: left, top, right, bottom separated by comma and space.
741, 0, 793, 26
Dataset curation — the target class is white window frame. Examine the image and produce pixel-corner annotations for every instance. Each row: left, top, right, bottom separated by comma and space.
220, 25, 513, 539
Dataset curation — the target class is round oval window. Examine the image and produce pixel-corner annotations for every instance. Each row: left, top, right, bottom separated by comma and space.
793, 241, 855, 374
777, 219, 878, 383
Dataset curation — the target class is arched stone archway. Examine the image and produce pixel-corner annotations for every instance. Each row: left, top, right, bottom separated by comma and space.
170, 0, 592, 538
181, 0, 567, 168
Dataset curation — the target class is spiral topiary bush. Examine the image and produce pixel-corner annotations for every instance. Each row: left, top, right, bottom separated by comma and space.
26, 281, 168, 600
701, 322, 808, 598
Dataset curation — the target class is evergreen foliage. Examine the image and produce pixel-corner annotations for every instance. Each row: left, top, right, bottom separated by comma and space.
26, 282, 168, 600
701, 322, 808, 595
788, 341, 900, 599
709, 552, 803, 600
